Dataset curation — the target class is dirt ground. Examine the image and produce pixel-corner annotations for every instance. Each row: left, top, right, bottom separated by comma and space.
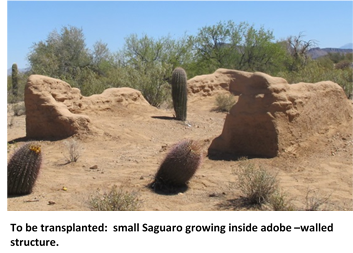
7, 95, 353, 211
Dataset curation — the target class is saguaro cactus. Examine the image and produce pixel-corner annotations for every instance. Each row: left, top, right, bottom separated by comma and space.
171, 67, 187, 121
11, 63, 18, 97
151, 139, 203, 193
8, 142, 43, 196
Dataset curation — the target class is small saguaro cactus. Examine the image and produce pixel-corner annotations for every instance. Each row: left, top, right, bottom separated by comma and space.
11, 63, 18, 97
171, 67, 188, 121
8, 142, 43, 196
151, 139, 203, 193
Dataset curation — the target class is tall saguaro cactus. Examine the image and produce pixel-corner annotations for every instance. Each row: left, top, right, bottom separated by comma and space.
171, 67, 187, 121
8, 142, 43, 196
11, 63, 18, 98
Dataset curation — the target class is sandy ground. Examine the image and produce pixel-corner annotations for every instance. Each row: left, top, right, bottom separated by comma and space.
7, 96, 353, 211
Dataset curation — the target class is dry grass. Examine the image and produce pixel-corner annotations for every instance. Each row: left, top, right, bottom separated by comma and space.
233, 160, 279, 206
88, 185, 141, 211
213, 94, 236, 112
232, 159, 295, 210
304, 188, 333, 211
63, 139, 83, 163
267, 189, 295, 211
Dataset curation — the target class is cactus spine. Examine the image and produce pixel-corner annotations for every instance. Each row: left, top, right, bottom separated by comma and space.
151, 139, 203, 193
8, 142, 42, 196
171, 67, 187, 121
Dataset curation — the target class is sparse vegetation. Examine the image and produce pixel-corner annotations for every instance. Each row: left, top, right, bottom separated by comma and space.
304, 188, 333, 211
233, 160, 279, 206
9, 22, 352, 105
232, 158, 295, 210
267, 189, 295, 211
7, 20, 352, 211
88, 185, 141, 211
214, 93, 236, 112
63, 139, 83, 163
12, 102, 26, 116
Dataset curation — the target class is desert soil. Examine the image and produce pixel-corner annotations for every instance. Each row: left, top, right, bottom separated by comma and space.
7, 96, 353, 211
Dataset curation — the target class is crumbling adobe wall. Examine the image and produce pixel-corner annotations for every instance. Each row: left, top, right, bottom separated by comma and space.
208, 69, 352, 158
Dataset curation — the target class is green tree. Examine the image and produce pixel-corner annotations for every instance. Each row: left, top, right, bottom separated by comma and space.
117, 34, 192, 106
91, 40, 115, 76
28, 26, 92, 90
237, 25, 287, 73
189, 21, 288, 75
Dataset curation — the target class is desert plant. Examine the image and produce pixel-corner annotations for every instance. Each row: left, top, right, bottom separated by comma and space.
63, 139, 83, 163
267, 189, 295, 211
171, 67, 188, 121
304, 188, 332, 211
214, 93, 236, 112
8, 142, 42, 196
12, 63, 18, 97
12, 102, 26, 116
151, 139, 203, 193
233, 160, 278, 206
89, 185, 141, 211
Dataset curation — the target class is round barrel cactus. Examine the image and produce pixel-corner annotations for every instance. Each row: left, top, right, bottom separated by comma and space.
8, 142, 43, 196
151, 139, 203, 193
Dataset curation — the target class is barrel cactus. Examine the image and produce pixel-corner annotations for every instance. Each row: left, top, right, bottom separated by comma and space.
171, 67, 188, 121
151, 139, 203, 193
8, 142, 43, 196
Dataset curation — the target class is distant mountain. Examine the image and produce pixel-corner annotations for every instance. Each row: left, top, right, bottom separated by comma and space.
307, 47, 353, 59
340, 43, 353, 49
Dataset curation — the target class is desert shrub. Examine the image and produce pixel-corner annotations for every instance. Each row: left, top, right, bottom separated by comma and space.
12, 102, 26, 116
335, 60, 352, 70
233, 160, 279, 206
89, 185, 141, 211
278, 60, 353, 97
267, 189, 295, 211
214, 93, 236, 112
304, 188, 332, 211
63, 139, 83, 163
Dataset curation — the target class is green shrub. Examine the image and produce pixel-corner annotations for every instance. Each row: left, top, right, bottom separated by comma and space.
278, 60, 353, 98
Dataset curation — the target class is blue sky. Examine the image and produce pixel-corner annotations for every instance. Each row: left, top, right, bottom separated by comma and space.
6, 1, 353, 70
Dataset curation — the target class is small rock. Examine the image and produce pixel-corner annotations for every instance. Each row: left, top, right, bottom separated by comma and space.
48, 201, 56, 205
90, 165, 98, 170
